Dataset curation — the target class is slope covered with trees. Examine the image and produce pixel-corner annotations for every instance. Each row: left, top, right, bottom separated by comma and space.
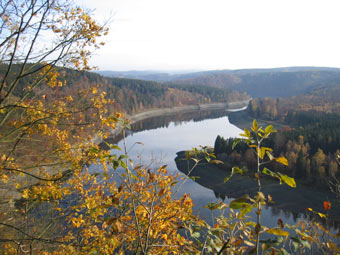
247, 85, 340, 120
221, 85, 340, 189
0, 1, 251, 253
0, 63, 249, 116
169, 68, 340, 98
1, 0, 339, 254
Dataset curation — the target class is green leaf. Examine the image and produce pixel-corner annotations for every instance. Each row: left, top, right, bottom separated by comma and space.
263, 168, 296, 188
128, 170, 140, 181
224, 167, 243, 183
259, 147, 273, 159
291, 236, 311, 250
266, 228, 289, 236
262, 167, 276, 177
119, 160, 127, 169
192, 158, 199, 164
232, 138, 242, 150
191, 232, 200, 238
232, 166, 243, 175
110, 144, 121, 151
91, 249, 98, 254
190, 176, 200, 181
244, 128, 251, 138
203, 202, 223, 211
255, 192, 266, 202
89, 147, 99, 153
113, 160, 119, 170
280, 248, 290, 255
252, 119, 258, 132
118, 154, 129, 161
224, 176, 232, 183
260, 238, 280, 246
265, 125, 273, 134
278, 173, 296, 188
125, 122, 131, 130
230, 197, 251, 210
240, 204, 253, 215
210, 160, 224, 165
266, 151, 274, 160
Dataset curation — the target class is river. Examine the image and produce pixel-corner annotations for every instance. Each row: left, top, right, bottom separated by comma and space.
106, 108, 340, 229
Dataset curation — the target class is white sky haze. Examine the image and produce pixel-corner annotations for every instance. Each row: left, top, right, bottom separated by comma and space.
76, 0, 340, 71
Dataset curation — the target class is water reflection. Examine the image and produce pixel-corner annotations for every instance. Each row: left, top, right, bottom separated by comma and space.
175, 151, 340, 229
102, 108, 339, 229
105, 109, 230, 144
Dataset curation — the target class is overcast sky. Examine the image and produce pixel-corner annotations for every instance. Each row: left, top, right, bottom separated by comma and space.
75, 0, 340, 71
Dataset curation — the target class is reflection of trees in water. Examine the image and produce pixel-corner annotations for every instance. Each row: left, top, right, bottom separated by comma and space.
104, 109, 229, 145
178, 153, 340, 230
269, 206, 299, 223
213, 191, 226, 201
131, 109, 228, 134
213, 181, 340, 229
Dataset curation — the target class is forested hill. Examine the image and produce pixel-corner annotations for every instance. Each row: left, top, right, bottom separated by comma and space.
97, 67, 340, 98
61, 69, 249, 114
246, 83, 340, 120
169, 68, 340, 98
223, 83, 340, 189
2, 64, 248, 115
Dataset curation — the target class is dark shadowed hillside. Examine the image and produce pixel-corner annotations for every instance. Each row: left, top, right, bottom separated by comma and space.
97, 67, 340, 98
170, 68, 340, 98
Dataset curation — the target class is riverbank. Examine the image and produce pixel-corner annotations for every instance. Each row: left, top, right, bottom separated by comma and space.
99, 100, 250, 143
228, 108, 289, 130
1, 100, 250, 211
175, 151, 340, 226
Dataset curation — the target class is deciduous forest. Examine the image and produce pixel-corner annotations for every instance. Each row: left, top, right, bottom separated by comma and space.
0, 0, 339, 254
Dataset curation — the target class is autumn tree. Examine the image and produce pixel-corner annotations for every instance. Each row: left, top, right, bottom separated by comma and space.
0, 0, 115, 252
0, 1, 204, 254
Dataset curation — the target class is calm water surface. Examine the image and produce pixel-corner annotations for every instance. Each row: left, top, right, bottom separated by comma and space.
112, 110, 307, 228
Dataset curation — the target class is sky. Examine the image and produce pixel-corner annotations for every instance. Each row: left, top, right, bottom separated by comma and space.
75, 0, 340, 71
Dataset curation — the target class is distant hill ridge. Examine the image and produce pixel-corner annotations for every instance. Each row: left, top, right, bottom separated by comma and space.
96, 67, 340, 98
0, 63, 247, 115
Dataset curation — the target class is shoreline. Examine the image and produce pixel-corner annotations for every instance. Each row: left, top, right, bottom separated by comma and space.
175, 151, 340, 224
1, 100, 250, 210
97, 99, 250, 143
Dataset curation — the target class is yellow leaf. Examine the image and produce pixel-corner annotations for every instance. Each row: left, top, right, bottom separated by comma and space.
266, 228, 289, 236
244, 240, 255, 246
278, 173, 296, 188
1, 174, 8, 183
259, 147, 266, 159
244, 128, 251, 138
275, 157, 288, 166
22, 189, 30, 199
252, 119, 258, 132
318, 212, 327, 219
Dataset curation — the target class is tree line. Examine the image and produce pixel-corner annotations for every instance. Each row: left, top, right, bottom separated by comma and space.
214, 111, 340, 187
